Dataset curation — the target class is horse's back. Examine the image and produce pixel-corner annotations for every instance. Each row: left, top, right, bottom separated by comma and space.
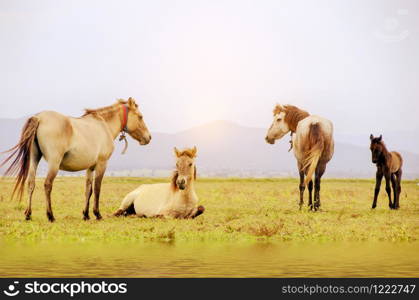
298, 115, 333, 136
68, 116, 114, 153
133, 183, 172, 217
390, 151, 403, 172
35, 111, 114, 170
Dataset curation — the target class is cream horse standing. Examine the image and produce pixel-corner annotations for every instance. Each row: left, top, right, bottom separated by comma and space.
1, 97, 151, 222
265, 104, 334, 210
113, 146, 205, 219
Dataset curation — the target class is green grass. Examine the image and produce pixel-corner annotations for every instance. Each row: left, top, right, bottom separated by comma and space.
0, 177, 418, 243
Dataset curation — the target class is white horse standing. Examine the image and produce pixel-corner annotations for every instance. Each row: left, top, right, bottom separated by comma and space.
265, 104, 334, 210
113, 146, 205, 219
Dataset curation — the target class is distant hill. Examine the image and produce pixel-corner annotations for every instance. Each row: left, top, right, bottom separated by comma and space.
1, 118, 418, 178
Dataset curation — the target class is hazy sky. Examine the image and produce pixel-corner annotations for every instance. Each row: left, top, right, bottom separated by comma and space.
0, 0, 418, 134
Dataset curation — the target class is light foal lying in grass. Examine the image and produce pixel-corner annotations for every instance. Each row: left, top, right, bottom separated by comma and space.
113, 146, 205, 219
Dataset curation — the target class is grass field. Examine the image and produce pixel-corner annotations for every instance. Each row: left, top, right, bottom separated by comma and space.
0, 177, 418, 277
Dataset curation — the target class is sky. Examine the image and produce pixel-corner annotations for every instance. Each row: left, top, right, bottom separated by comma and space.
0, 0, 418, 135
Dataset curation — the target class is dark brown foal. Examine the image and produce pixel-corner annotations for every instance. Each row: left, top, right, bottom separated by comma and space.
370, 134, 403, 209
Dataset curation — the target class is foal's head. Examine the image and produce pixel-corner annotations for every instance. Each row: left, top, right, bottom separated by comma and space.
124, 97, 152, 145
172, 146, 197, 190
265, 104, 309, 144
370, 134, 384, 164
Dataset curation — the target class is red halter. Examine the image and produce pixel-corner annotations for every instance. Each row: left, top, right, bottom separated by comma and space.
120, 104, 128, 132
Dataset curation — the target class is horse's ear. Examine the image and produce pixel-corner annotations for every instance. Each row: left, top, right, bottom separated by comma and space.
370, 134, 374, 141
174, 147, 181, 157
273, 104, 283, 115
191, 146, 197, 157
127, 97, 136, 109
378, 135, 382, 141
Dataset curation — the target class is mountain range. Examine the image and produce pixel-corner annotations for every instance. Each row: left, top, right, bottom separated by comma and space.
0, 118, 418, 179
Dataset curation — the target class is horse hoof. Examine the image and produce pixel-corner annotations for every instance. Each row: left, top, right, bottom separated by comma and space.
82, 210, 90, 220
192, 205, 205, 218
94, 213, 103, 220
47, 215, 55, 222
113, 209, 124, 217
24, 210, 32, 221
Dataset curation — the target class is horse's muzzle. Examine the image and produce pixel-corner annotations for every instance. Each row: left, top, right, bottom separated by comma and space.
177, 178, 186, 190
265, 136, 275, 144
139, 135, 152, 145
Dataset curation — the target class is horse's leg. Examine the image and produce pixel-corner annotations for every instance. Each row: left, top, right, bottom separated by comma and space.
187, 205, 205, 219
44, 160, 61, 222
372, 169, 383, 209
192, 206, 205, 218
314, 163, 326, 211
25, 142, 42, 220
308, 180, 313, 210
384, 173, 393, 209
93, 161, 107, 220
391, 174, 398, 210
114, 192, 136, 216
298, 169, 305, 210
82, 168, 94, 220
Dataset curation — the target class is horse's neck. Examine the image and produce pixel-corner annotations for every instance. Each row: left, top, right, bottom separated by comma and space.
102, 113, 123, 140
289, 115, 309, 133
380, 146, 392, 166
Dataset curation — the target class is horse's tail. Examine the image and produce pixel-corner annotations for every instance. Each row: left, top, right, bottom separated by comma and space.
1, 116, 40, 201
302, 122, 324, 186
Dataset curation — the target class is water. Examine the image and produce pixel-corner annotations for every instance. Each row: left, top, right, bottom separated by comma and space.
0, 242, 418, 277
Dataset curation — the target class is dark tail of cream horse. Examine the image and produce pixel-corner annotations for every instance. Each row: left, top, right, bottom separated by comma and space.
1, 98, 151, 222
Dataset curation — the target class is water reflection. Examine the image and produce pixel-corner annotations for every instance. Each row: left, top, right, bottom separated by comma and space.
0, 242, 418, 277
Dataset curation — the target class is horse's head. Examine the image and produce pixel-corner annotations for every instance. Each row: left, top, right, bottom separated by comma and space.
172, 146, 197, 190
265, 104, 290, 144
125, 97, 151, 145
370, 134, 383, 163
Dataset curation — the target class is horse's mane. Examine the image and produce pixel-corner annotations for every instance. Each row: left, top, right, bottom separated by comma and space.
273, 104, 310, 133
171, 171, 179, 192
176, 148, 197, 158
82, 99, 127, 121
